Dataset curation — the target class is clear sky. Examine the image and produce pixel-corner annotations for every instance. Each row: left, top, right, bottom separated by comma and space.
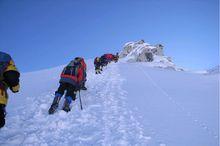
0, 0, 219, 72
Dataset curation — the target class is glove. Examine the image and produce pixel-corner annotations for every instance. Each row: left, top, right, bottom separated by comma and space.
10, 84, 20, 93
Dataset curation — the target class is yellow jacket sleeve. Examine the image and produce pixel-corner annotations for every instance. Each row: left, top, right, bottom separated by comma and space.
4, 59, 20, 93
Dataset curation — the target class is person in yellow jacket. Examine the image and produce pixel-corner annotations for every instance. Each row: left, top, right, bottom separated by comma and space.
0, 51, 20, 128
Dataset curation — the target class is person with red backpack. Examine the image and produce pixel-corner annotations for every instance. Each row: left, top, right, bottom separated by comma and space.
105, 54, 114, 63
100, 53, 114, 66
48, 57, 87, 114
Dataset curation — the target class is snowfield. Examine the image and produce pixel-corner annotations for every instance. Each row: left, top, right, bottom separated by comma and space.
0, 60, 219, 146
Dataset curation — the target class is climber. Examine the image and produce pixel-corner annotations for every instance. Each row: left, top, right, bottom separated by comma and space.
0, 51, 20, 128
48, 57, 87, 114
113, 52, 119, 62
94, 57, 102, 74
100, 53, 114, 66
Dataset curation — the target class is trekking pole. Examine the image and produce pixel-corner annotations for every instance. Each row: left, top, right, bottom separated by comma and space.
78, 90, 83, 110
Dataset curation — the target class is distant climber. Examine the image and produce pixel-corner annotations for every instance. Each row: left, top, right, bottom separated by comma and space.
94, 57, 102, 74
113, 52, 119, 62
0, 52, 20, 128
100, 53, 114, 66
48, 57, 87, 114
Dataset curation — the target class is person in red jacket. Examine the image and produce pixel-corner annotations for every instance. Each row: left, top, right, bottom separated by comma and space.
100, 53, 114, 66
48, 57, 87, 114
105, 54, 114, 62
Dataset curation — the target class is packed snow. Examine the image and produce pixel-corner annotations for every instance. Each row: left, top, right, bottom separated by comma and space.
0, 60, 219, 146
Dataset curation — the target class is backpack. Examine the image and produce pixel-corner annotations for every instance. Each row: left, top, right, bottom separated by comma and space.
61, 57, 86, 80
73, 57, 86, 69
74, 57, 86, 79
0, 52, 11, 81
62, 60, 80, 77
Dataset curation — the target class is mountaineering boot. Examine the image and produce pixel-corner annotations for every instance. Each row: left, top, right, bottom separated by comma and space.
62, 96, 72, 112
95, 69, 101, 74
81, 83, 87, 90
63, 101, 70, 112
81, 86, 87, 90
0, 105, 6, 128
48, 93, 62, 114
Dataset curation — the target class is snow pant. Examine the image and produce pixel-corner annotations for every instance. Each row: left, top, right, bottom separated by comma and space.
0, 83, 7, 128
95, 65, 101, 74
56, 82, 77, 101
0, 104, 6, 128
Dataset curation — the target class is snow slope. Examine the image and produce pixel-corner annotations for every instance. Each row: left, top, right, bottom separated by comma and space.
0, 60, 219, 146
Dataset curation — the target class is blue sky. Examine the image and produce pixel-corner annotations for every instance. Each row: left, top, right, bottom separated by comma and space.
0, 0, 219, 72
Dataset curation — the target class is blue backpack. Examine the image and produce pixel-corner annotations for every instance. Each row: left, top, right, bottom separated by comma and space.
0, 52, 11, 81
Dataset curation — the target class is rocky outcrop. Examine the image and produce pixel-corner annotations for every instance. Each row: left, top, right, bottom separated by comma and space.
119, 40, 183, 71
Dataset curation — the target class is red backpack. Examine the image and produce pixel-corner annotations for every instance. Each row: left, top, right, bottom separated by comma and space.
60, 57, 86, 85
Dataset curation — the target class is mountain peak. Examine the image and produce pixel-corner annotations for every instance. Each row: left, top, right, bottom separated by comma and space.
119, 40, 183, 71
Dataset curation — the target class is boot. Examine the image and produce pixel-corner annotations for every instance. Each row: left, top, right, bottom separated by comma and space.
81, 86, 87, 90
63, 100, 71, 112
48, 94, 61, 114
81, 83, 87, 90
62, 96, 72, 112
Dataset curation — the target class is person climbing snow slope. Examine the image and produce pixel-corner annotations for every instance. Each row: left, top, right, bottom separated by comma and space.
0, 51, 20, 128
48, 57, 87, 114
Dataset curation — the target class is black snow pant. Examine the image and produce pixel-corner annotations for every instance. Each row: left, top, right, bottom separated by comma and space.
0, 104, 6, 128
56, 82, 77, 100
95, 65, 101, 70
